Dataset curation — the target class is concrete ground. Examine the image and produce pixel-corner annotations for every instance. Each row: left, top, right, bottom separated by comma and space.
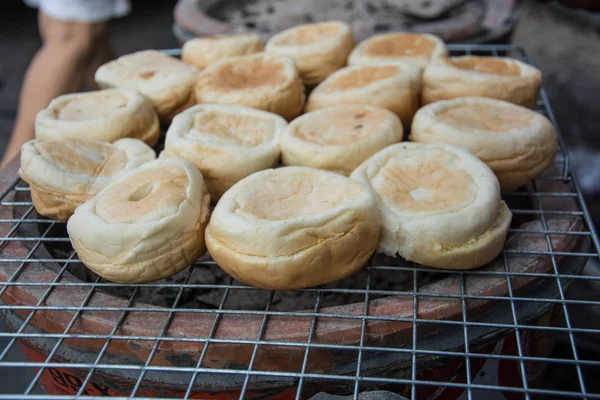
0, 0, 599, 397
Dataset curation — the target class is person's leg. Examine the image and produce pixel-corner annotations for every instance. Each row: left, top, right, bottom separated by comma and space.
2, 12, 109, 167
83, 34, 114, 90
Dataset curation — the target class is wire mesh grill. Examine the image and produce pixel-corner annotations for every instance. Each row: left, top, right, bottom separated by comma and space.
0, 45, 599, 400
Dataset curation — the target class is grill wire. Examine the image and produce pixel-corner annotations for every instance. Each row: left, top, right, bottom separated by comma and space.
0, 45, 599, 400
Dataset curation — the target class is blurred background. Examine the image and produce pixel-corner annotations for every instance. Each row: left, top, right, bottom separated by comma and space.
1, 0, 600, 396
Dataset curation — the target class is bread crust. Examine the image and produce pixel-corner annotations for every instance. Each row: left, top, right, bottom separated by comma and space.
305, 62, 421, 127
95, 50, 199, 123
19, 138, 156, 222
280, 105, 403, 175
350, 142, 512, 270
160, 104, 287, 201
422, 56, 542, 108
349, 32, 447, 69
35, 89, 160, 146
206, 167, 380, 289
182, 34, 265, 69
410, 97, 558, 192
195, 53, 305, 121
67, 158, 211, 283
265, 21, 355, 86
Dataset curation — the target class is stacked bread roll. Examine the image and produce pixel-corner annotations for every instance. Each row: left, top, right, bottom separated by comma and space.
13, 21, 557, 286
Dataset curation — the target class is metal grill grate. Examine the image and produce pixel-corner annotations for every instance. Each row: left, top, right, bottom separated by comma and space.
0, 45, 599, 400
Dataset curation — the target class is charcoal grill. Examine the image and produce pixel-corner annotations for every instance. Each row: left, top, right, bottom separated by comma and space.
0, 45, 599, 400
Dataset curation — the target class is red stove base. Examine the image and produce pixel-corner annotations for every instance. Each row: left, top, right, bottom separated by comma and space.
15, 304, 559, 400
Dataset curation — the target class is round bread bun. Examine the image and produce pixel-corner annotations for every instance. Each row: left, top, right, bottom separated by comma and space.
195, 53, 305, 121
205, 166, 380, 290
422, 56, 542, 108
350, 143, 512, 270
19, 138, 156, 222
67, 158, 211, 283
182, 34, 265, 70
281, 105, 403, 176
410, 97, 558, 192
348, 32, 447, 69
160, 104, 287, 201
265, 21, 355, 86
95, 50, 199, 123
35, 89, 160, 146
305, 62, 421, 127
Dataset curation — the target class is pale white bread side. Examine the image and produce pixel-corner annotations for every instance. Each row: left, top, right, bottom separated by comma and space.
35, 88, 160, 146
67, 158, 211, 283
195, 53, 305, 121
280, 105, 403, 176
350, 142, 512, 270
422, 56, 542, 108
95, 50, 199, 122
348, 32, 447, 69
160, 104, 287, 201
410, 97, 558, 192
265, 20, 355, 86
19, 138, 156, 221
305, 62, 421, 127
205, 166, 380, 290
182, 33, 265, 70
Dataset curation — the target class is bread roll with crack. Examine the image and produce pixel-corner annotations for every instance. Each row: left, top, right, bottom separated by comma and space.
281, 105, 403, 175
206, 167, 380, 290
350, 143, 512, 270
35, 89, 160, 146
182, 34, 265, 69
67, 158, 211, 283
348, 32, 447, 69
161, 104, 286, 201
265, 21, 354, 86
410, 97, 558, 192
305, 62, 421, 127
422, 56, 542, 108
194, 53, 305, 120
19, 138, 156, 222
95, 50, 198, 122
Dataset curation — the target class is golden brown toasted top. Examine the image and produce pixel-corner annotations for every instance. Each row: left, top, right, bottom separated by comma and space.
437, 103, 533, 132
328, 65, 398, 91
294, 107, 388, 145
34, 140, 127, 178
276, 22, 343, 46
366, 33, 436, 57
234, 170, 362, 220
94, 165, 189, 224
210, 57, 286, 90
448, 57, 521, 76
56, 92, 129, 121
374, 151, 474, 213
190, 111, 273, 146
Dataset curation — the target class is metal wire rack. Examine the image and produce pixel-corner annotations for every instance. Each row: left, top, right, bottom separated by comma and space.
0, 45, 599, 400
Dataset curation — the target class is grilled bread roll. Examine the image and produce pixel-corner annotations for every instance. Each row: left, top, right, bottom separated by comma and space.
305, 62, 421, 127
280, 105, 403, 175
422, 56, 542, 108
68, 158, 211, 283
19, 138, 155, 222
410, 97, 558, 192
161, 104, 286, 201
95, 50, 198, 122
182, 34, 265, 69
35, 89, 160, 146
351, 143, 512, 270
265, 21, 355, 86
348, 32, 447, 69
195, 53, 305, 121
206, 166, 380, 290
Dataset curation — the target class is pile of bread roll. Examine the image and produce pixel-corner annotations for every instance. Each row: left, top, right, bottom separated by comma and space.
18, 21, 558, 289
